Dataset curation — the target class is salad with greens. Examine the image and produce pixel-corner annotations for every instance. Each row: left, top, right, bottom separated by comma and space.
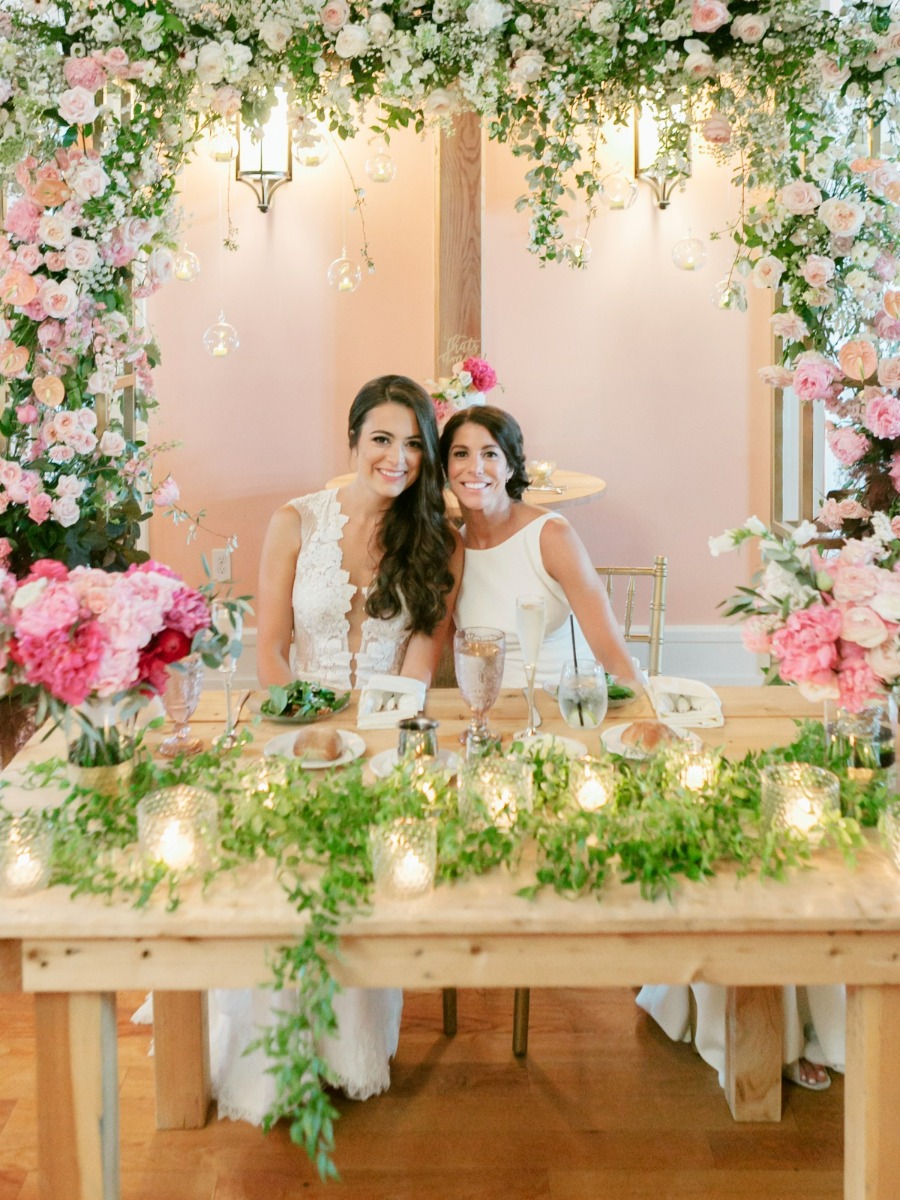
260, 680, 351, 721
606, 674, 635, 703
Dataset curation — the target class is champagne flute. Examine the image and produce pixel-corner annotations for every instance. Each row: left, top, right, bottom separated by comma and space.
160, 655, 205, 757
557, 659, 608, 730
454, 627, 505, 757
212, 601, 243, 749
515, 594, 546, 739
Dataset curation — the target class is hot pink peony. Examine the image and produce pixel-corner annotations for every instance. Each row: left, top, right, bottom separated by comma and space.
770, 604, 843, 685
864, 392, 900, 440
826, 426, 870, 466
462, 357, 497, 393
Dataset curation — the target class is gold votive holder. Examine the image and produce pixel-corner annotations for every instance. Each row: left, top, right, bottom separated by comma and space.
0, 815, 53, 897
137, 786, 219, 873
883, 801, 900, 874
760, 764, 839, 845
667, 746, 720, 794
569, 756, 617, 812
527, 458, 556, 487
460, 757, 534, 829
369, 817, 437, 899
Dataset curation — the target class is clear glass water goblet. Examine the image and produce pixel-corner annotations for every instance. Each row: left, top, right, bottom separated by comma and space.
212, 601, 243, 749
515, 594, 546, 739
557, 659, 608, 730
454, 626, 505, 756
160, 655, 205, 758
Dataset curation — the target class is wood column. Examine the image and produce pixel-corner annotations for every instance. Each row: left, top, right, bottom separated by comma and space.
724, 985, 783, 1122
845, 984, 900, 1198
153, 990, 211, 1129
435, 111, 483, 363
35, 991, 119, 1200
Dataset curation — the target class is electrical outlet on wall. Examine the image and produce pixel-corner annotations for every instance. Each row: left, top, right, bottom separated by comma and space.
212, 549, 232, 582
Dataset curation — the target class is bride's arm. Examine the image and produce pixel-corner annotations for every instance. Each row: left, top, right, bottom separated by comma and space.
257, 504, 302, 688
399, 530, 465, 686
539, 518, 645, 694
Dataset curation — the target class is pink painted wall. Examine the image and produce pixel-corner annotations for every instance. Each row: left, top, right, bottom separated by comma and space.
148, 126, 769, 624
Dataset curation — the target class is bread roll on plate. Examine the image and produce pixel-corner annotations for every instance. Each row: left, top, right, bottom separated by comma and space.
619, 720, 680, 754
293, 728, 344, 762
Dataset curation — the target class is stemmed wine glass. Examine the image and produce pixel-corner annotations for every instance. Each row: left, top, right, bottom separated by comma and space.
160, 655, 205, 757
212, 601, 243, 749
515, 594, 546, 739
454, 626, 506, 757
557, 659, 608, 730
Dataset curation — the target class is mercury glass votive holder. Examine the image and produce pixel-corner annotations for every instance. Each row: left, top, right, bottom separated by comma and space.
0, 815, 53, 897
760, 764, 840, 846
137, 786, 219, 873
569, 756, 617, 812
884, 801, 900, 874
666, 746, 721, 794
397, 717, 439, 763
369, 817, 437, 899
459, 757, 534, 829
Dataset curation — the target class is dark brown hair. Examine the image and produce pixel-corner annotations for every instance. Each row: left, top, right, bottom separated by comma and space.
439, 405, 531, 501
349, 375, 455, 635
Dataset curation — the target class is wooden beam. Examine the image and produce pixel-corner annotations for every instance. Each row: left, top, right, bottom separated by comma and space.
153, 991, 211, 1130
35, 991, 119, 1200
435, 111, 482, 365
845, 984, 900, 1199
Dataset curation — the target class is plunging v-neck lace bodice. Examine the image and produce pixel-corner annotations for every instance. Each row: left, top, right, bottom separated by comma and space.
289, 488, 412, 690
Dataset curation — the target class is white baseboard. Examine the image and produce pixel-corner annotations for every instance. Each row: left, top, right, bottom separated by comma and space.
225, 625, 762, 690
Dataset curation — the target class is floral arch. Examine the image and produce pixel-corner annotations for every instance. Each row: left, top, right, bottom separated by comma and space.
1, 0, 900, 574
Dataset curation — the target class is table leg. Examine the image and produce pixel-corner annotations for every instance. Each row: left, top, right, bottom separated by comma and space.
35, 991, 119, 1200
153, 991, 211, 1129
724, 985, 783, 1122
845, 984, 900, 1199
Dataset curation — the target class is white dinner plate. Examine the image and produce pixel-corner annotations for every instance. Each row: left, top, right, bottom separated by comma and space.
517, 733, 588, 757
263, 729, 366, 769
368, 747, 460, 779
601, 722, 701, 761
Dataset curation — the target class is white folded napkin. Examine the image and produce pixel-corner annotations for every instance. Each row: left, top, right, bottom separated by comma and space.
356, 673, 427, 730
647, 675, 724, 729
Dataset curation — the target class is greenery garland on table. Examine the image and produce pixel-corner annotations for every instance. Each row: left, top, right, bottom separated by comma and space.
2, 719, 894, 1178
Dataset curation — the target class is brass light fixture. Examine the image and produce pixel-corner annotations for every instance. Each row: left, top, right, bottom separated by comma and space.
633, 106, 691, 209
235, 90, 292, 212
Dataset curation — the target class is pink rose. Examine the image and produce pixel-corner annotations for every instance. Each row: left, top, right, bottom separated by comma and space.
27, 493, 52, 524
841, 605, 889, 648
39, 279, 78, 320
64, 238, 98, 272
826, 426, 870, 466
758, 364, 795, 389
771, 312, 809, 342
692, 0, 730, 33
866, 641, 900, 685
153, 477, 180, 507
777, 180, 823, 216
864, 392, 900, 439
16, 244, 42, 273
683, 51, 716, 79
701, 113, 731, 144
730, 12, 769, 42
320, 0, 350, 32
799, 254, 835, 288
818, 197, 865, 237
63, 57, 107, 92
832, 565, 880, 604
875, 253, 898, 283
58, 87, 100, 127
15, 404, 38, 425
875, 309, 900, 340
792, 353, 841, 402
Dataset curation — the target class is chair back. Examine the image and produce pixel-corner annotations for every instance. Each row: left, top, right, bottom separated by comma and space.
595, 555, 667, 676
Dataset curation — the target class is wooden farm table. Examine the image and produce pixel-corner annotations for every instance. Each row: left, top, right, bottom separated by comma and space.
5, 686, 900, 1199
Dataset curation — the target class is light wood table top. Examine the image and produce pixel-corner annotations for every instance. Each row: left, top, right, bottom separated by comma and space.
325, 470, 606, 518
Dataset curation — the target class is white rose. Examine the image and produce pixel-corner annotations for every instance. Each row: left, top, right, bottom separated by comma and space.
50, 495, 80, 528
67, 161, 109, 200
817, 54, 851, 89
140, 11, 165, 50
319, 0, 350, 33
38, 213, 74, 250
58, 86, 99, 126
730, 13, 769, 43
64, 237, 99, 271
466, 0, 509, 35
260, 17, 292, 51
335, 24, 370, 57
223, 40, 252, 80
11, 578, 48, 610
56, 474, 86, 498
777, 179, 823, 215
147, 246, 175, 286
196, 42, 227, 84
423, 87, 456, 116
90, 14, 119, 41
39, 278, 78, 319
99, 430, 126, 457
683, 51, 716, 79
367, 11, 394, 43
510, 47, 544, 84
751, 255, 785, 289
818, 196, 866, 236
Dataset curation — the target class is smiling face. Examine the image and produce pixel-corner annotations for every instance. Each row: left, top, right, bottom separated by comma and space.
353, 401, 424, 499
445, 420, 513, 514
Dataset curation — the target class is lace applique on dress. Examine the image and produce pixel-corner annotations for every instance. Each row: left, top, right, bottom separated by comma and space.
289, 488, 412, 691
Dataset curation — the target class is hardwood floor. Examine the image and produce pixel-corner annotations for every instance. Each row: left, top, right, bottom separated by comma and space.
0, 987, 842, 1199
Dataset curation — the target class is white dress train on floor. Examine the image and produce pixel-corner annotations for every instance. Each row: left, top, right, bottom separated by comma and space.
635, 983, 846, 1087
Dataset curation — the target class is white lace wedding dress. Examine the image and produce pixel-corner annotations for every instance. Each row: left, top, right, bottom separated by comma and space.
137, 488, 409, 1124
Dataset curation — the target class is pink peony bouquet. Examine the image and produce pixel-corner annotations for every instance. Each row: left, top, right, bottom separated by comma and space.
428, 355, 500, 425
0, 559, 218, 764
712, 513, 900, 713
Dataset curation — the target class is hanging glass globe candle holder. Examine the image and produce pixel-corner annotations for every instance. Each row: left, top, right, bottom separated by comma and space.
598, 166, 638, 211
327, 252, 362, 294
365, 143, 397, 183
203, 311, 240, 358
711, 277, 747, 312
563, 237, 592, 267
672, 232, 707, 272
291, 126, 331, 168
208, 127, 239, 163
173, 246, 201, 282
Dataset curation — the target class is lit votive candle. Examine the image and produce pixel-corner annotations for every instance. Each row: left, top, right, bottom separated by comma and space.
569, 756, 617, 812
0, 817, 53, 897
369, 818, 437, 899
138, 786, 219, 873
460, 759, 534, 830
760, 764, 839, 846
211, 343, 228, 358
669, 748, 720, 794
